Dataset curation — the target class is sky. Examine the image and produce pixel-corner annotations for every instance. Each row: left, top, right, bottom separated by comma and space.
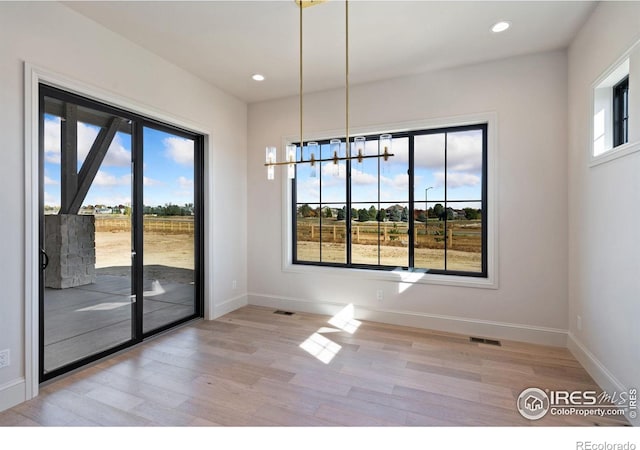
295, 129, 483, 210
43, 114, 194, 208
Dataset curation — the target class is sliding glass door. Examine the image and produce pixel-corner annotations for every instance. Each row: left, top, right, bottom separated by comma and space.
141, 126, 198, 334
39, 85, 203, 381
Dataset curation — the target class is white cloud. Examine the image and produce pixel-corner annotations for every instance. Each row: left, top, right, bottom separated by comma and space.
387, 131, 483, 174
104, 136, 132, 167
351, 167, 377, 185
296, 176, 320, 203
44, 117, 61, 163
78, 123, 131, 167
93, 170, 130, 187
164, 137, 194, 166
144, 176, 162, 186
43, 117, 131, 167
44, 175, 58, 186
381, 173, 409, 190
320, 162, 346, 187
177, 176, 194, 190
434, 171, 481, 188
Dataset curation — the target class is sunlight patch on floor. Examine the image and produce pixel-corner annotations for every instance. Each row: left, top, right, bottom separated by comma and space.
299, 333, 342, 364
328, 303, 361, 334
300, 304, 360, 364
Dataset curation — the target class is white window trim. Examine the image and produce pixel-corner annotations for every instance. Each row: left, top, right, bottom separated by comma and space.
23, 63, 214, 400
590, 37, 640, 167
279, 112, 499, 290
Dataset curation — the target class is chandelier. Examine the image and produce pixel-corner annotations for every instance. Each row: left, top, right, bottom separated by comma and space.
265, 0, 393, 180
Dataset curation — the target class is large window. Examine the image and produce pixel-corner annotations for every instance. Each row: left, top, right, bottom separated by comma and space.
293, 124, 487, 277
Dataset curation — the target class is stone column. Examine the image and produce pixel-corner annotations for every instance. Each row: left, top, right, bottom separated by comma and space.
44, 214, 96, 289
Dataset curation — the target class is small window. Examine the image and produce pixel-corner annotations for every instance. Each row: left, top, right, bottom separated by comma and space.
613, 76, 629, 147
592, 58, 629, 157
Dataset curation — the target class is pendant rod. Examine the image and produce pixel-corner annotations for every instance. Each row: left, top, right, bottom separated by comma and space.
299, 1, 304, 158
345, 0, 349, 155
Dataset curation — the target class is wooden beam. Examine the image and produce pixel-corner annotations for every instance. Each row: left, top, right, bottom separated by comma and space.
60, 103, 78, 214
66, 117, 124, 215
44, 99, 132, 135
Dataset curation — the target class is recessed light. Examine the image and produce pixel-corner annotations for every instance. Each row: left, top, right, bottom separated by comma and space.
252, 74, 265, 81
491, 21, 510, 33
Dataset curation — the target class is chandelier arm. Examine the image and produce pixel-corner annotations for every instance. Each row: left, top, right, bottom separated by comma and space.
264, 153, 395, 167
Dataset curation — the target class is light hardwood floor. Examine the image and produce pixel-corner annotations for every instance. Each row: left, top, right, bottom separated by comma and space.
0, 305, 630, 426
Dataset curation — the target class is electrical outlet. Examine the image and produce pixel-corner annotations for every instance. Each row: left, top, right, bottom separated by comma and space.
577, 315, 582, 331
0, 349, 9, 369
232, 280, 237, 290
376, 290, 383, 302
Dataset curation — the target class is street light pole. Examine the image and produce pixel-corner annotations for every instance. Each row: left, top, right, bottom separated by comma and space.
425, 186, 433, 240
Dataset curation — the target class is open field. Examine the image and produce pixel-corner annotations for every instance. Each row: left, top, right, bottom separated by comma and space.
296, 218, 482, 253
94, 217, 480, 273
94, 216, 195, 234
295, 218, 482, 271
95, 231, 194, 270
297, 242, 481, 272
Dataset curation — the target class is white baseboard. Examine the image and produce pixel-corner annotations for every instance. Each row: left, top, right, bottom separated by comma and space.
568, 332, 638, 427
211, 294, 248, 320
247, 293, 568, 347
0, 378, 25, 413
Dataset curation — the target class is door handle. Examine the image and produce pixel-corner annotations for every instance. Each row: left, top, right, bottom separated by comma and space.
40, 248, 49, 271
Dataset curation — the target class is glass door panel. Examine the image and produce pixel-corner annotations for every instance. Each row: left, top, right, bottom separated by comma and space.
41, 94, 134, 375
142, 126, 196, 333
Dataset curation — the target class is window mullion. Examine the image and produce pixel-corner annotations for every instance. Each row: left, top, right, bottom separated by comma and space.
346, 140, 352, 265
444, 131, 448, 271
408, 132, 415, 270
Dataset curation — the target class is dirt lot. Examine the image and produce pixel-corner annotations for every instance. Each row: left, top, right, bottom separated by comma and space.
95, 230, 480, 274
297, 241, 482, 272
95, 231, 194, 270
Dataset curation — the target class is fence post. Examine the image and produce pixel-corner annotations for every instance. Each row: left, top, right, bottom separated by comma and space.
447, 226, 453, 249
356, 226, 359, 243
384, 226, 388, 242
311, 224, 315, 239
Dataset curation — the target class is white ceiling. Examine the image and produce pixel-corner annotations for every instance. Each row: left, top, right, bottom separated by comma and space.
65, 1, 597, 104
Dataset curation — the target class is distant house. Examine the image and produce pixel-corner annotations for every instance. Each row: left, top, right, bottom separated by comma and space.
452, 209, 466, 219
95, 208, 113, 214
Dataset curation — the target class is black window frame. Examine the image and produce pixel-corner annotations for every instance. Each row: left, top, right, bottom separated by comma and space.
292, 123, 488, 278
613, 76, 629, 148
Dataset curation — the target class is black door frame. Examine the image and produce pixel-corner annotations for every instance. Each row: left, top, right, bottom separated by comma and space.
38, 84, 204, 382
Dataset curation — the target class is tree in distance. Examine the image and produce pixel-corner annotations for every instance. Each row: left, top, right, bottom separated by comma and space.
433, 203, 444, 220
463, 207, 480, 220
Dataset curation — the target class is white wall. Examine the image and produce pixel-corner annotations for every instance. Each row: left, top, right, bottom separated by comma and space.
248, 51, 569, 345
567, 2, 640, 426
0, 2, 247, 410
